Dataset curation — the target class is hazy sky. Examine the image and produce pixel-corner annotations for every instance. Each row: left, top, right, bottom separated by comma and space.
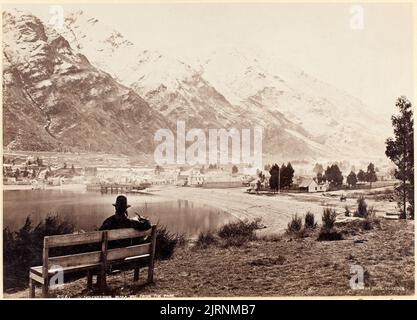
8, 3, 414, 117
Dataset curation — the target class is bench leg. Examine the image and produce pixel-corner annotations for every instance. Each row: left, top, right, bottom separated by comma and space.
133, 267, 140, 282
147, 265, 154, 283
99, 272, 107, 293
42, 283, 49, 298
29, 278, 36, 298
87, 271, 93, 289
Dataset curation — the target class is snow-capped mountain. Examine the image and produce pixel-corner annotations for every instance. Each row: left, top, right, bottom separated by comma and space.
60, 10, 243, 128
195, 47, 388, 159
57, 10, 362, 160
3, 10, 168, 154
3, 9, 389, 162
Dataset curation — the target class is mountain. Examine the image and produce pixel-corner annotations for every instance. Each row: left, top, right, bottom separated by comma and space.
57, 10, 348, 160
195, 47, 388, 160
3, 9, 388, 162
2, 10, 168, 155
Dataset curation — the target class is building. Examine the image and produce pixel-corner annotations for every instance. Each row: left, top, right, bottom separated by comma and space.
299, 179, 329, 193
178, 169, 205, 186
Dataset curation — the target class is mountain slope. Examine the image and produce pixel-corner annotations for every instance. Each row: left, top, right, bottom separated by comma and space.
57, 10, 336, 160
3, 9, 389, 162
196, 47, 388, 159
2, 10, 169, 154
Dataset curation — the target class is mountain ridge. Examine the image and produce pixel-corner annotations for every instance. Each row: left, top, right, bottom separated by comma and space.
3, 9, 388, 163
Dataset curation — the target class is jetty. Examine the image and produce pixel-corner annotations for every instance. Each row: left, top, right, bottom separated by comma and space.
86, 183, 151, 194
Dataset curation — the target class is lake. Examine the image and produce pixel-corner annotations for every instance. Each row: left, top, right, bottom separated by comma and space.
3, 189, 235, 237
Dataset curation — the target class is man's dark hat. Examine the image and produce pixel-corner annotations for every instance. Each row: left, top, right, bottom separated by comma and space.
113, 195, 131, 209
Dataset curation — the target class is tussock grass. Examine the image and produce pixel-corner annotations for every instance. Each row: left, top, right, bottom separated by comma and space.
155, 225, 185, 260
195, 219, 262, 249
286, 215, 302, 234
318, 208, 343, 241
195, 232, 218, 249
304, 212, 317, 229
218, 219, 261, 240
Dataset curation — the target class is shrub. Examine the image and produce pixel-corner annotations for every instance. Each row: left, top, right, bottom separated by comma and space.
318, 229, 343, 241
304, 212, 317, 229
361, 219, 373, 231
354, 196, 368, 218
344, 206, 350, 217
221, 235, 249, 248
3, 215, 75, 291
195, 231, 217, 248
155, 225, 184, 260
321, 208, 337, 231
286, 215, 302, 234
218, 219, 260, 240
367, 206, 376, 218
318, 208, 343, 241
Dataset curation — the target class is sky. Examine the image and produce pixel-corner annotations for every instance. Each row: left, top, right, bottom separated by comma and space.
7, 2, 414, 118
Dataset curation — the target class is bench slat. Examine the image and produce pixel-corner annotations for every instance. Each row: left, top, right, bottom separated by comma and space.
107, 228, 152, 241
29, 271, 44, 283
46, 228, 153, 248
107, 243, 151, 262
46, 231, 103, 248
48, 251, 101, 268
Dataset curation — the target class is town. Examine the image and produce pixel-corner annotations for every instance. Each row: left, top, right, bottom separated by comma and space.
3, 151, 395, 194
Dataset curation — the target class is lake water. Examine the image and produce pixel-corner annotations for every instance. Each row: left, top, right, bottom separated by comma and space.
3, 189, 235, 237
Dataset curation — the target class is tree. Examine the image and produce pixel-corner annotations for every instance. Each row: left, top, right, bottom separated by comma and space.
256, 180, 262, 192
281, 162, 294, 188
317, 172, 325, 184
334, 165, 343, 186
232, 165, 239, 174
313, 163, 324, 175
36, 157, 43, 167
386, 96, 414, 219
269, 164, 280, 192
346, 171, 357, 188
324, 164, 343, 187
258, 171, 266, 183
14, 168, 21, 179
357, 169, 366, 182
366, 163, 377, 188
264, 164, 271, 171
155, 165, 164, 175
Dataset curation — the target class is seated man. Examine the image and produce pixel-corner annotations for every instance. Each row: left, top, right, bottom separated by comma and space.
99, 195, 151, 231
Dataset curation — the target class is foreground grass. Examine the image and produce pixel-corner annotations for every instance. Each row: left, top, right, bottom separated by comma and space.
6, 219, 414, 298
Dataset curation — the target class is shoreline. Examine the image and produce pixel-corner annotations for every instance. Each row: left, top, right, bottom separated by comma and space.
3, 184, 398, 235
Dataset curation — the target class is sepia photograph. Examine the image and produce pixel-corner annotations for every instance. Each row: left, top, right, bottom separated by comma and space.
0, 1, 415, 301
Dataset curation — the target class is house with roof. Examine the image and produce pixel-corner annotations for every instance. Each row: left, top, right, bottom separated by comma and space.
299, 178, 329, 193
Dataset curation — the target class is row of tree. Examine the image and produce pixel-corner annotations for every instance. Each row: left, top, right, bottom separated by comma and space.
268, 163, 295, 191
346, 163, 377, 188
312, 162, 378, 188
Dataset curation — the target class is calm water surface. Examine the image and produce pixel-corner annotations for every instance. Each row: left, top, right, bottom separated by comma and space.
3, 189, 235, 237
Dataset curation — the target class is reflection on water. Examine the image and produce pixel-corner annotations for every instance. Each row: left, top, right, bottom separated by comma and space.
3, 190, 235, 237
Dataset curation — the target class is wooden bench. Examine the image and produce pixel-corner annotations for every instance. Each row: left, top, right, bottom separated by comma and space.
29, 225, 157, 298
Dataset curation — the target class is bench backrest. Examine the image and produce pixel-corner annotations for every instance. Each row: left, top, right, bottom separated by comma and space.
42, 225, 157, 273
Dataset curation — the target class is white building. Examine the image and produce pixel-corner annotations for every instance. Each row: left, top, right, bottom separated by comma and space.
178, 169, 205, 186
299, 179, 329, 193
